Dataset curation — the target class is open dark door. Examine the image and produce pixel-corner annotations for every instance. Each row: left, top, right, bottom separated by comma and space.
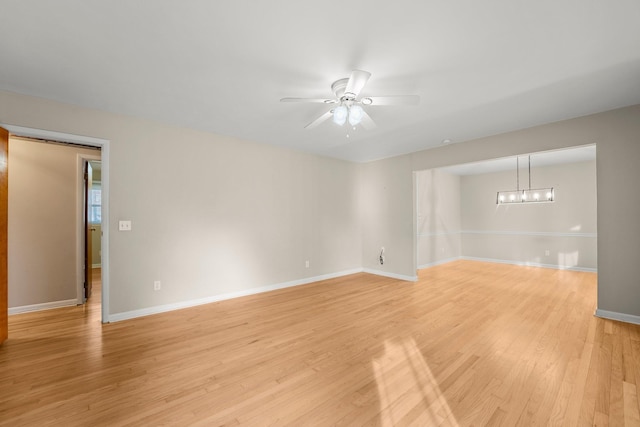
1, 127, 8, 344
84, 161, 93, 300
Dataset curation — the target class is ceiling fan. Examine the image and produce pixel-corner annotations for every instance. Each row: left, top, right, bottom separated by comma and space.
280, 70, 420, 129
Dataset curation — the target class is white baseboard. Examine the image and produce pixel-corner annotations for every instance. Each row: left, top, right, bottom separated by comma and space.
108, 268, 363, 323
595, 309, 640, 326
9, 299, 78, 315
418, 257, 461, 270
460, 256, 597, 273
362, 268, 418, 282
109, 266, 424, 322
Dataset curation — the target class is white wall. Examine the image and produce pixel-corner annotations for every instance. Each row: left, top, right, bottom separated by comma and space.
360, 155, 416, 280
460, 160, 597, 270
416, 169, 461, 268
8, 137, 98, 309
1, 90, 362, 319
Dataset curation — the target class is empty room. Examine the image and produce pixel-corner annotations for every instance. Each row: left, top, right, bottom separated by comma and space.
1, 1, 640, 426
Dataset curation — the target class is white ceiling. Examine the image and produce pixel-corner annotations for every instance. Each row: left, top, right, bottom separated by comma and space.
1, 1, 639, 163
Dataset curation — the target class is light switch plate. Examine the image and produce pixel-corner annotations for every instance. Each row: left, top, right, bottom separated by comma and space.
119, 220, 132, 231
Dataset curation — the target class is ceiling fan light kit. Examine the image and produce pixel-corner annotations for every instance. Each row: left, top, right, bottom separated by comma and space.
332, 105, 348, 125
348, 105, 364, 126
281, 69, 420, 130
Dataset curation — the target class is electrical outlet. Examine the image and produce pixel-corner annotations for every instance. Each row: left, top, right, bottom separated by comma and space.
118, 220, 132, 231
545, 250, 550, 256
305, 260, 310, 268
154, 281, 161, 291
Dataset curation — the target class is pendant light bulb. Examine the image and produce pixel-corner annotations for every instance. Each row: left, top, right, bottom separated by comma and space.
333, 105, 348, 126
348, 105, 364, 126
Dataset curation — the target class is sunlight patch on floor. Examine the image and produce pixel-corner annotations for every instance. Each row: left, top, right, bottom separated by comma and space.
372, 338, 459, 426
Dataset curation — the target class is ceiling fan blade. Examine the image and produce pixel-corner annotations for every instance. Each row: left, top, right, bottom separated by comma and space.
360, 111, 377, 130
305, 111, 333, 129
362, 95, 420, 106
344, 70, 371, 98
280, 97, 337, 104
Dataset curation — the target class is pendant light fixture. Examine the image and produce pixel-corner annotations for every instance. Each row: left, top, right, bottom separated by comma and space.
496, 156, 554, 204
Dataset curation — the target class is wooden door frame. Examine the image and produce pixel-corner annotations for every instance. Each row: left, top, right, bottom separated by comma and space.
1, 124, 111, 324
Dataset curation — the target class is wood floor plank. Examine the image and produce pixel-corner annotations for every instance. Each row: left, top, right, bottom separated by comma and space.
630, 339, 640, 420
610, 325, 626, 427
623, 381, 640, 426
1, 261, 639, 426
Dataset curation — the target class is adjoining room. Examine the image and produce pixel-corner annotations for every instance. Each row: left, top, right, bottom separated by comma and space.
417, 145, 597, 272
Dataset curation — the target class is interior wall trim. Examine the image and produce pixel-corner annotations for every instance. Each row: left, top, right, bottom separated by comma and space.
595, 309, 640, 326
9, 299, 78, 315
362, 268, 418, 282
461, 230, 597, 238
418, 257, 598, 274
417, 230, 597, 238
110, 266, 420, 322
417, 231, 461, 237
417, 257, 461, 270
460, 256, 597, 273
109, 268, 363, 322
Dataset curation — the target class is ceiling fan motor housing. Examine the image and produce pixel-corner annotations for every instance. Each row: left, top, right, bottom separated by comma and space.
331, 78, 351, 100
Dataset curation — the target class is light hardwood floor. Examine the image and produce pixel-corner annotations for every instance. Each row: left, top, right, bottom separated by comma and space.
1, 261, 640, 426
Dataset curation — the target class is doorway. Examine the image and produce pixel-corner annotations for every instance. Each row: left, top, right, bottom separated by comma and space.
8, 136, 99, 311
414, 144, 597, 273
0, 124, 110, 326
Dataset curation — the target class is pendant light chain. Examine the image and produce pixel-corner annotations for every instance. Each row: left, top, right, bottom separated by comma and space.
516, 157, 520, 191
